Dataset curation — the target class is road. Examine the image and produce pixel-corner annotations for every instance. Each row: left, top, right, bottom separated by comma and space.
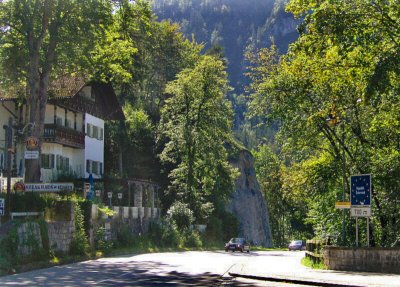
0, 250, 322, 286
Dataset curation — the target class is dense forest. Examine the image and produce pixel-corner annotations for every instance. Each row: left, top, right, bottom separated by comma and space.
1, 0, 400, 249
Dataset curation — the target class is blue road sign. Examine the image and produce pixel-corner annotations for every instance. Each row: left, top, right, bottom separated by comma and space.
351, 174, 371, 206
0, 198, 4, 216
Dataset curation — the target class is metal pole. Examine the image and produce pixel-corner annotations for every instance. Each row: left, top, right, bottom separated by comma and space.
356, 217, 359, 247
367, 217, 370, 247
341, 124, 346, 246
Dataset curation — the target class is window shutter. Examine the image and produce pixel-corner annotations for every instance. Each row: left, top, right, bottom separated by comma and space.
87, 123, 92, 137
100, 128, 104, 140
50, 154, 55, 169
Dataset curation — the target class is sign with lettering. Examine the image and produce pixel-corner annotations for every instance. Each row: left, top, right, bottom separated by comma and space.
24, 150, 39, 159
0, 198, 4, 216
351, 206, 372, 217
24, 183, 74, 192
351, 174, 371, 206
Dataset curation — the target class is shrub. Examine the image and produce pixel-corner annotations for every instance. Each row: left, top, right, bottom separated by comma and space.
183, 230, 203, 248
94, 227, 113, 252
167, 202, 194, 230
69, 202, 89, 256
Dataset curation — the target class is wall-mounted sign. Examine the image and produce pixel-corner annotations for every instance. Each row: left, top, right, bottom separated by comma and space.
24, 183, 74, 192
95, 190, 101, 197
14, 182, 25, 192
26, 136, 39, 149
118, 193, 123, 199
24, 150, 39, 159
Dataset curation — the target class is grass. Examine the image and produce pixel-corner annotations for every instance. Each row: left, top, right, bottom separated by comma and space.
301, 256, 327, 270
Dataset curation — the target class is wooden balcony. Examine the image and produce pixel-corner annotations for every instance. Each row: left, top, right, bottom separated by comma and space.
43, 124, 85, 149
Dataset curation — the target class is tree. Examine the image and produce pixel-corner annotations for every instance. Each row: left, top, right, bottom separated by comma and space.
0, 0, 117, 182
248, 0, 400, 246
159, 55, 237, 221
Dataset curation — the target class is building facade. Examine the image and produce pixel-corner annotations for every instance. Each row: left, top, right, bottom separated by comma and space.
0, 82, 123, 183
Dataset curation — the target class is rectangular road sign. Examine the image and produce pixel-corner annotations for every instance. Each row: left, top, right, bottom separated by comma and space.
0, 198, 4, 216
351, 174, 371, 206
335, 201, 351, 209
351, 206, 371, 217
24, 150, 39, 159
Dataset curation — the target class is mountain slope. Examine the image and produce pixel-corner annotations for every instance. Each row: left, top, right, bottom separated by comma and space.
151, 0, 299, 93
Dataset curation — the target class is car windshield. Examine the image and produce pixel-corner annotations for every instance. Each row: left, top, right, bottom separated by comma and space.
230, 238, 244, 243
291, 240, 302, 245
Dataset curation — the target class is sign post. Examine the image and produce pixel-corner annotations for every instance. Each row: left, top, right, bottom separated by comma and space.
350, 174, 372, 247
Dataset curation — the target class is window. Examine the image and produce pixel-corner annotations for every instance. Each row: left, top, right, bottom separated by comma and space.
99, 128, 103, 140
86, 123, 103, 141
92, 126, 98, 139
86, 123, 92, 137
86, 160, 91, 173
92, 161, 99, 175
56, 155, 70, 171
86, 160, 103, 175
56, 117, 63, 126
41, 154, 55, 169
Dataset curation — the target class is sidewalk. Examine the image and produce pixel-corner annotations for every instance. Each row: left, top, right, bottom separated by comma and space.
228, 252, 400, 287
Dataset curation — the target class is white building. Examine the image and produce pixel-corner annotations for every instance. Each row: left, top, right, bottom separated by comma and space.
0, 82, 123, 183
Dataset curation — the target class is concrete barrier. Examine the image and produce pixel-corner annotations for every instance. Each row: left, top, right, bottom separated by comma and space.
324, 246, 400, 274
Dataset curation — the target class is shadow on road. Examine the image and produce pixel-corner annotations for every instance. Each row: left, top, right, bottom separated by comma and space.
0, 258, 262, 286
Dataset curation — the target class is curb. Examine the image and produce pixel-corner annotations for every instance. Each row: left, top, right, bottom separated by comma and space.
228, 272, 365, 287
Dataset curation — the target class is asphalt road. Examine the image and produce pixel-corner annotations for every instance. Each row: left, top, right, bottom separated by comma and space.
0, 250, 310, 286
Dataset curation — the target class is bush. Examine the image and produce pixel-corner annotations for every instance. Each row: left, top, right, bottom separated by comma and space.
183, 230, 203, 248
159, 220, 182, 247
115, 226, 133, 248
167, 202, 194, 230
69, 202, 89, 256
94, 227, 113, 252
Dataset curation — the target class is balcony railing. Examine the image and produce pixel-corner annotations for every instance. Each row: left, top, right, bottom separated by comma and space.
43, 124, 85, 149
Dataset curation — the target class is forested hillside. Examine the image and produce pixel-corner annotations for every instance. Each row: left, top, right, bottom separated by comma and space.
151, 0, 298, 94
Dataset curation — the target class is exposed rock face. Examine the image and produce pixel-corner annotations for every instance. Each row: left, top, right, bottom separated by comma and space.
227, 150, 273, 247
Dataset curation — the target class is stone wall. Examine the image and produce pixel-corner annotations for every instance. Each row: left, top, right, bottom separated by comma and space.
47, 221, 75, 253
324, 246, 400, 274
17, 222, 43, 256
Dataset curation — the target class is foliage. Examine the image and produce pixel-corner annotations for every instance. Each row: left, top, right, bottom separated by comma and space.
159, 55, 238, 221
69, 201, 89, 256
248, 0, 400, 246
0, 0, 115, 181
301, 256, 327, 270
94, 227, 113, 252
166, 202, 194, 230
8, 193, 46, 213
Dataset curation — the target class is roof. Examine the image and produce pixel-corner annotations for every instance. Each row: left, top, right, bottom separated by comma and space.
0, 76, 124, 121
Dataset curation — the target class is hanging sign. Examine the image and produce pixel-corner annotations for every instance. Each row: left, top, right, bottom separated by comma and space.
26, 136, 39, 149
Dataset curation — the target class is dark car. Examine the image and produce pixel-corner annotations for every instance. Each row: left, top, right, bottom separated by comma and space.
288, 240, 304, 251
225, 238, 250, 252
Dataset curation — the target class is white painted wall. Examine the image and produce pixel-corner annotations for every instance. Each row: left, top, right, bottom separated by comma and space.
84, 113, 104, 179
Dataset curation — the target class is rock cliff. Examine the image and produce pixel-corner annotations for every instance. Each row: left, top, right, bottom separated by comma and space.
227, 150, 273, 247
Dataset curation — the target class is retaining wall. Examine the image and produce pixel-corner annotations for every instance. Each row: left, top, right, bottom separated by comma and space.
324, 246, 400, 274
